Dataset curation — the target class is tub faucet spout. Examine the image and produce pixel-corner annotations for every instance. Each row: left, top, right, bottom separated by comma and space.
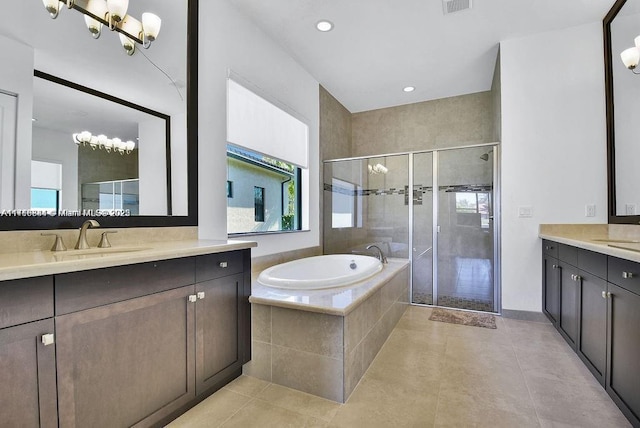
366, 244, 387, 264
75, 219, 100, 250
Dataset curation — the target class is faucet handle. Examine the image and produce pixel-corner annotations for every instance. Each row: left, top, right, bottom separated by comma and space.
98, 231, 118, 248
41, 233, 67, 252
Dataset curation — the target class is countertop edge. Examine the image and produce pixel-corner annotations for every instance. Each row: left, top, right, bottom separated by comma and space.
539, 233, 640, 263
0, 240, 257, 281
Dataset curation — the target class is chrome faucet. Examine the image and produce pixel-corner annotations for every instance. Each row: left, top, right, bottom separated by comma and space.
75, 219, 100, 249
366, 244, 388, 264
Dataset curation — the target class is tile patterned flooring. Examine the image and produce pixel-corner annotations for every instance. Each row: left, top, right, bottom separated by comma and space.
168, 306, 630, 428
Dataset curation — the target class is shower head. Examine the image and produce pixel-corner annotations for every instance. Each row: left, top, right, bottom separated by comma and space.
480, 153, 489, 161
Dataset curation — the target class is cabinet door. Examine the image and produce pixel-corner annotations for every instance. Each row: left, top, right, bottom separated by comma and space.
542, 254, 560, 324
606, 283, 640, 427
577, 271, 607, 386
558, 262, 578, 348
56, 285, 195, 428
0, 319, 57, 428
195, 273, 244, 395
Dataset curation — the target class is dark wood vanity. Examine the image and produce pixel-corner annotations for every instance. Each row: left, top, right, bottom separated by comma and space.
0, 247, 251, 428
542, 239, 640, 427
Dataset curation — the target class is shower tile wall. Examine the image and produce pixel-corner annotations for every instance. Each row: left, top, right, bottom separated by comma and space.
351, 91, 496, 157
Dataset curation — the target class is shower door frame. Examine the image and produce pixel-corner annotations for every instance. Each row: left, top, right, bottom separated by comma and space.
410, 143, 501, 313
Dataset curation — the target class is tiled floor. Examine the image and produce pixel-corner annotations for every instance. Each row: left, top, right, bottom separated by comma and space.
168, 306, 630, 428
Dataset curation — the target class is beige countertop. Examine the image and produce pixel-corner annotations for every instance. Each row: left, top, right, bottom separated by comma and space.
539, 224, 640, 263
249, 258, 409, 316
0, 239, 257, 281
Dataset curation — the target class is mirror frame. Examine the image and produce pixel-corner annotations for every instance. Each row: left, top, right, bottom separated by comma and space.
604, 0, 637, 224
0, 0, 198, 231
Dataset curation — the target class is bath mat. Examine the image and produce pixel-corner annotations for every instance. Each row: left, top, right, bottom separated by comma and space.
429, 308, 496, 329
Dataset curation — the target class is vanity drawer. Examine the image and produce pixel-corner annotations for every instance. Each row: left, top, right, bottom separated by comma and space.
608, 256, 640, 295
558, 244, 578, 267
578, 249, 607, 280
55, 257, 195, 315
0, 276, 54, 329
196, 251, 244, 282
543, 240, 559, 258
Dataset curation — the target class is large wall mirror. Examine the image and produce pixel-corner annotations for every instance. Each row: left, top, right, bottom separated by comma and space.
0, 0, 197, 230
605, 0, 640, 223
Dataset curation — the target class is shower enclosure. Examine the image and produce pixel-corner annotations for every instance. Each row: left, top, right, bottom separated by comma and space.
323, 144, 500, 313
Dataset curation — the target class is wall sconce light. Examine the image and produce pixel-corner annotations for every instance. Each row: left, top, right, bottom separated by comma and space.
41, 0, 161, 56
73, 131, 136, 155
620, 36, 640, 74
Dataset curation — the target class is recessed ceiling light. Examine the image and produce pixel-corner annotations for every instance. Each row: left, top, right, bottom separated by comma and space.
316, 20, 334, 32
403, 86, 415, 92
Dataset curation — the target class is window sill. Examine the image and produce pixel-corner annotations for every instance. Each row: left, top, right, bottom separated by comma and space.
228, 229, 310, 238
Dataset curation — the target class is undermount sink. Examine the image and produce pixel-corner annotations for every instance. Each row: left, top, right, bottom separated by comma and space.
592, 239, 640, 244
53, 247, 150, 260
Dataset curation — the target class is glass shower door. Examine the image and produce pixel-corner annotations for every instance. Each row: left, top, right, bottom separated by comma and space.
436, 146, 496, 312
411, 152, 433, 305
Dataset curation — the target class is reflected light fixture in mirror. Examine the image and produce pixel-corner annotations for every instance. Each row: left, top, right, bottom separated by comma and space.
620, 35, 640, 73
41, 0, 161, 56
73, 131, 135, 154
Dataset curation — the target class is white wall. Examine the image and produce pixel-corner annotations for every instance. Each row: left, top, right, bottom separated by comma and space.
500, 22, 607, 312
198, 1, 320, 257
0, 35, 34, 210
32, 126, 78, 210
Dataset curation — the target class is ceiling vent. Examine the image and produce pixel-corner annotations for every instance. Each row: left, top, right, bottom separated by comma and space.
442, 0, 472, 14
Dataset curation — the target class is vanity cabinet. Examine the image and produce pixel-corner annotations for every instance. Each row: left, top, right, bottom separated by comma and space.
0, 276, 57, 428
542, 241, 640, 427
0, 248, 251, 428
542, 240, 560, 324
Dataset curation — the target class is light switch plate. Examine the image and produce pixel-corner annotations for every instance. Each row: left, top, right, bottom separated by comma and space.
518, 206, 533, 218
626, 204, 636, 215
585, 204, 596, 217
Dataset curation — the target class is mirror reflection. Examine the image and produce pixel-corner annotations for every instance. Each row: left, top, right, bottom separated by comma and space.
30, 72, 169, 216
0, 0, 189, 224
609, 0, 640, 217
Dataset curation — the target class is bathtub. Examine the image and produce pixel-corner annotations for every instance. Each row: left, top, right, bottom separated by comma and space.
257, 254, 383, 289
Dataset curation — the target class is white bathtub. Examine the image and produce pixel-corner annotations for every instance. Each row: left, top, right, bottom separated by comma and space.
257, 254, 383, 290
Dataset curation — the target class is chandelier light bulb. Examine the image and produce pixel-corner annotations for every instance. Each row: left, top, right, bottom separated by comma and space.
621, 47, 640, 70
106, 0, 129, 22
119, 33, 136, 55
142, 13, 161, 41
84, 14, 102, 39
42, 0, 61, 18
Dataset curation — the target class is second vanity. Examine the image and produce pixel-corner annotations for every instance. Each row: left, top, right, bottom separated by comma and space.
0, 235, 256, 428
540, 224, 640, 428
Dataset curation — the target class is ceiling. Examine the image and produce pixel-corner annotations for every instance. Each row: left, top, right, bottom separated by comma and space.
228, 0, 614, 113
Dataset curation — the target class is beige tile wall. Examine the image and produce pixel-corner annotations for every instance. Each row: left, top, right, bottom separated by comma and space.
245, 264, 410, 403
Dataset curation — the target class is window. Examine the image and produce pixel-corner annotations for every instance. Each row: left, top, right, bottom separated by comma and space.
31, 188, 59, 211
226, 76, 308, 235
455, 192, 491, 229
332, 178, 360, 228
254, 186, 265, 222
227, 145, 302, 233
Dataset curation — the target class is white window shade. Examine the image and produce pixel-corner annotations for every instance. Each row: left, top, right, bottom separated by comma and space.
31, 160, 62, 189
227, 78, 309, 168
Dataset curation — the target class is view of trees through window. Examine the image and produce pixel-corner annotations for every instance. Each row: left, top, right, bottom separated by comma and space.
227, 145, 301, 234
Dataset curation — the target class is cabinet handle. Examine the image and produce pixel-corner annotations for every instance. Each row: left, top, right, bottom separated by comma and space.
571, 274, 575, 281
546, 246, 553, 250
552, 264, 558, 269
607, 292, 612, 299
188, 295, 197, 303
602, 290, 607, 299
197, 291, 205, 300
575, 275, 581, 282
42, 333, 55, 346
219, 262, 228, 268
622, 271, 634, 279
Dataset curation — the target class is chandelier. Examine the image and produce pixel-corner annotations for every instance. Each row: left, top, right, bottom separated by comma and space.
620, 36, 640, 74
73, 131, 136, 155
42, 0, 161, 56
